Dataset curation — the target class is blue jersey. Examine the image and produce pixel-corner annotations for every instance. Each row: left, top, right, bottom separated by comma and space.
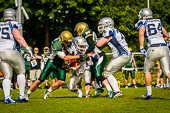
0, 21, 22, 52
102, 27, 130, 58
135, 19, 166, 47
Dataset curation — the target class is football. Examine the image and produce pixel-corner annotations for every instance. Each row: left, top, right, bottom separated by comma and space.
69, 60, 80, 67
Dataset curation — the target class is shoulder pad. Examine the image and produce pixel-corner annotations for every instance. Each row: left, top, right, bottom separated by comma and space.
51, 38, 63, 51
135, 20, 145, 29
82, 29, 93, 38
9, 21, 22, 30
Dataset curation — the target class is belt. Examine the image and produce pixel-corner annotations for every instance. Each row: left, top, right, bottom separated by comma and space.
150, 44, 167, 47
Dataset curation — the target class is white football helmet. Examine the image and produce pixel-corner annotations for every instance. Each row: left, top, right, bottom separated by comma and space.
98, 17, 114, 34
138, 8, 152, 20
74, 36, 87, 53
4, 8, 16, 21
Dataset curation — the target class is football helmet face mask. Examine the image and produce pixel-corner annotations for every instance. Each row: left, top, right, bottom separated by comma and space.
59, 31, 73, 48
4, 8, 16, 21
138, 8, 153, 20
74, 36, 87, 53
98, 17, 114, 34
74, 22, 89, 36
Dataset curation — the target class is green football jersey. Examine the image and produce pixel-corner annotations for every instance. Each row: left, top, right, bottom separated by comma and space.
50, 38, 65, 65
81, 29, 104, 57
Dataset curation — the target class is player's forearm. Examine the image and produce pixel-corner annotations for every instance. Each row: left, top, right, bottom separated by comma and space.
97, 37, 108, 47
63, 55, 80, 61
85, 37, 95, 54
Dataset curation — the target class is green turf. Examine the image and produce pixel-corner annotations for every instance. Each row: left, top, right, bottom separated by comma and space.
0, 87, 170, 113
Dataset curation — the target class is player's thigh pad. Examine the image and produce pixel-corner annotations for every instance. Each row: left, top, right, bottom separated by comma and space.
145, 46, 169, 73
82, 70, 91, 84
0, 61, 13, 80
68, 71, 82, 91
104, 55, 131, 77
0, 50, 25, 75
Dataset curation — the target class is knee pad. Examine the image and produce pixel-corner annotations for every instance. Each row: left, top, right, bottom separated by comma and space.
96, 76, 106, 83
68, 84, 74, 91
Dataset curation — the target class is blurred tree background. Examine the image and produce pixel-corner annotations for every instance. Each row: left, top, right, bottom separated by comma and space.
0, 0, 170, 67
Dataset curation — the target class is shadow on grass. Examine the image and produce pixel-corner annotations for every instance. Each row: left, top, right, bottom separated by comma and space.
131, 97, 170, 100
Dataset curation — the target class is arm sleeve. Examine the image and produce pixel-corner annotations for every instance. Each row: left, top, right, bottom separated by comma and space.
85, 36, 95, 54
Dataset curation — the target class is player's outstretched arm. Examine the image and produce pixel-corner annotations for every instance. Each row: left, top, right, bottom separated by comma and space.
13, 28, 33, 58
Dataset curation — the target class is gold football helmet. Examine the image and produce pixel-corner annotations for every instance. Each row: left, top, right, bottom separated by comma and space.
74, 22, 89, 36
59, 31, 73, 48
59, 31, 73, 43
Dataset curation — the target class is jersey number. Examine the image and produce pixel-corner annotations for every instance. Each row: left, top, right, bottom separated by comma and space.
147, 23, 162, 36
0, 27, 10, 39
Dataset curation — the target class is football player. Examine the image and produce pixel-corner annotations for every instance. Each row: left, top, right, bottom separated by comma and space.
68, 36, 92, 99
74, 22, 114, 98
26, 31, 88, 99
97, 17, 131, 98
0, 8, 33, 104
135, 8, 170, 99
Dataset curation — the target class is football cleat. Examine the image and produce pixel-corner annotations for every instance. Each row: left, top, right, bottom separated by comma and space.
4, 96, 18, 104
85, 89, 93, 99
141, 93, 152, 100
18, 94, 29, 102
134, 86, 137, 89
92, 88, 104, 98
78, 90, 83, 98
125, 86, 128, 89
112, 91, 124, 98
44, 90, 50, 99
108, 91, 114, 99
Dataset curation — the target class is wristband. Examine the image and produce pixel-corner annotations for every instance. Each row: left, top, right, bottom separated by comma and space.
72, 67, 76, 70
26, 46, 30, 50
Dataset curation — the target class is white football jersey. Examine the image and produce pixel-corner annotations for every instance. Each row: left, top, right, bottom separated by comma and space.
135, 19, 166, 47
71, 44, 90, 75
0, 21, 22, 52
102, 27, 130, 58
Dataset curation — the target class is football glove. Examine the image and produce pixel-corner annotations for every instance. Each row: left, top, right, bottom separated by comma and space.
140, 46, 146, 57
135, 68, 138, 72
26, 46, 33, 58
79, 54, 88, 61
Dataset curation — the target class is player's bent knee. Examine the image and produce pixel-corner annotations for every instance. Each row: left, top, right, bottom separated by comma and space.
96, 76, 106, 83
58, 80, 65, 85
68, 84, 74, 91
104, 71, 112, 78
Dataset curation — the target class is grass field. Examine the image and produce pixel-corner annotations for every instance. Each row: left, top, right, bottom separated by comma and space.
0, 87, 170, 113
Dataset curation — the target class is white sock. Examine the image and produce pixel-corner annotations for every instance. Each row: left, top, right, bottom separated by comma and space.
27, 79, 30, 86
166, 78, 169, 87
106, 85, 112, 92
27, 89, 32, 95
93, 83, 100, 89
48, 87, 52, 93
146, 85, 152, 95
107, 75, 120, 92
2, 79, 11, 98
17, 74, 25, 96
85, 90, 89, 95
